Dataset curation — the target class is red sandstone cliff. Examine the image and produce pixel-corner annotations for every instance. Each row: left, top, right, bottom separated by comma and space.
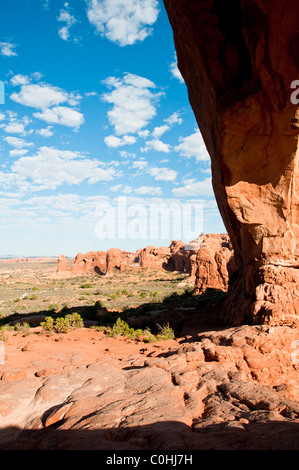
163, 0, 299, 326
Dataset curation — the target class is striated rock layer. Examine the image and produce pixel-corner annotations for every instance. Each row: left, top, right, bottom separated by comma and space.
163, 0, 299, 325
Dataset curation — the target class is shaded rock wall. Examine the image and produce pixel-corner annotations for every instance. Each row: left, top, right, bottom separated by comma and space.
163, 0, 299, 325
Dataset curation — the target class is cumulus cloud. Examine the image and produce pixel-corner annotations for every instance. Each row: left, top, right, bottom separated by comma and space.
175, 129, 210, 161
104, 134, 136, 148
10, 75, 84, 130
148, 166, 177, 182
33, 106, 84, 129
36, 126, 54, 137
4, 136, 34, 149
0, 42, 17, 57
10, 83, 69, 109
134, 185, 162, 196
11, 146, 118, 190
165, 111, 183, 126
57, 3, 78, 41
102, 72, 161, 136
86, 0, 159, 46
172, 178, 214, 197
141, 139, 171, 153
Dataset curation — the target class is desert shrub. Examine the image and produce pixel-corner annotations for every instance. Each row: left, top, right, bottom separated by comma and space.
40, 316, 55, 332
0, 327, 9, 342
80, 283, 93, 289
111, 291, 121, 299
109, 317, 134, 338
156, 323, 175, 341
14, 322, 30, 334
47, 303, 59, 312
40, 313, 83, 334
95, 299, 106, 309
139, 292, 147, 298
29, 294, 38, 300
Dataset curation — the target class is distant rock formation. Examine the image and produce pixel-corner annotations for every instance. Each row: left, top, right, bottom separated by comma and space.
57, 237, 205, 277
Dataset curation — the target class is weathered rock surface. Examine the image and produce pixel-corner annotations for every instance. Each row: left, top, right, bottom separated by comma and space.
194, 234, 235, 293
0, 322, 298, 450
163, 0, 299, 326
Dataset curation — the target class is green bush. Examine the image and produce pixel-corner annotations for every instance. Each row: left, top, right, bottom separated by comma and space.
156, 323, 175, 340
14, 322, 30, 334
80, 283, 93, 289
40, 313, 83, 334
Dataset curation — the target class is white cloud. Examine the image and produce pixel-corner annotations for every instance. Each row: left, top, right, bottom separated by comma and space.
33, 106, 84, 129
11, 146, 118, 190
169, 53, 184, 83
0, 42, 17, 57
102, 72, 161, 135
110, 184, 123, 192
87, 0, 159, 46
132, 160, 148, 170
57, 3, 78, 41
110, 183, 162, 196
4, 136, 34, 149
138, 130, 150, 138
141, 139, 171, 153
3, 122, 26, 134
104, 134, 136, 148
9, 149, 29, 157
152, 124, 170, 138
165, 111, 183, 126
172, 178, 214, 197
0, 112, 30, 135
36, 126, 54, 137
175, 129, 210, 161
135, 185, 162, 196
10, 78, 83, 129
10, 74, 30, 86
10, 83, 69, 109
148, 167, 177, 182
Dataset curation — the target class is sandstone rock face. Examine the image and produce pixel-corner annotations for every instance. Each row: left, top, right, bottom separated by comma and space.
139, 245, 172, 270
71, 251, 107, 275
194, 234, 235, 293
0, 324, 298, 450
163, 0, 299, 326
106, 248, 135, 276
139, 239, 201, 274
57, 255, 70, 273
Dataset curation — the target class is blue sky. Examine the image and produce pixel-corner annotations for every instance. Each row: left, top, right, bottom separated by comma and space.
0, 0, 225, 257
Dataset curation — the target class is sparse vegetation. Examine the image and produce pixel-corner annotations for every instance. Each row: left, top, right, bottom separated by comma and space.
40, 312, 84, 334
